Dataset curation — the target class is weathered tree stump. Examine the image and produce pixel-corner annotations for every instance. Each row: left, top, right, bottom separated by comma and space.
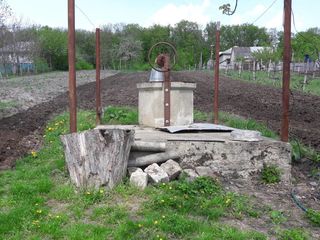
61, 129, 134, 189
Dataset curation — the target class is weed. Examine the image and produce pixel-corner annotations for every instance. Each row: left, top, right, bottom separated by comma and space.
261, 164, 281, 184
104, 106, 138, 124
306, 209, 320, 226
270, 210, 287, 224
278, 228, 310, 240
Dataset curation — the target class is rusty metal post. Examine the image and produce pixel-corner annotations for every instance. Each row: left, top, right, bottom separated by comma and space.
95, 28, 102, 125
214, 21, 221, 124
281, 0, 291, 142
163, 55, 171, 126
68, 0, 77, 133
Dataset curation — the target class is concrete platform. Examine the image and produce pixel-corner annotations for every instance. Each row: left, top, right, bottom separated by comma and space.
96, 125, 292, 184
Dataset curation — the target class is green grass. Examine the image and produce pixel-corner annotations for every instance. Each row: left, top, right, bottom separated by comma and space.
0, 106, 315, 239
223, 70, 320, 96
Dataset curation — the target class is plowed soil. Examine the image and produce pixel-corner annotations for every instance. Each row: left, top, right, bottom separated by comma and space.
1, 71, 319, 169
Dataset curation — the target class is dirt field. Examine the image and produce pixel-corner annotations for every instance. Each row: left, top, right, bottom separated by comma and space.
1, 71, 320, 238
0, 71, 319, 169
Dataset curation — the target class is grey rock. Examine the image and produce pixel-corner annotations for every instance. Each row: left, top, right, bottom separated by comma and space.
181, 168, 198, 181
195, 166, 217, 178
129, 169, 148, 190
160, 159, 182, 180
127, 167, 141, 176
144, 163, 169, 184
310, 181, 318, 187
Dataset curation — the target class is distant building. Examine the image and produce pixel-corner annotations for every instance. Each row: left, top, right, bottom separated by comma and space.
219, 46, 271, 70
0, 41, 35, 75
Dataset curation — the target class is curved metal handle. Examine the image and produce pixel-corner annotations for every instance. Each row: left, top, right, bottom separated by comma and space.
148, 41, 177, 72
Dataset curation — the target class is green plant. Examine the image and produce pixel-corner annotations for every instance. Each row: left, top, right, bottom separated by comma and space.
261, 164, 281, 184
76, 59, 94, 70
306, 209, 320, 226
278, 228, 310, 240
270, 210, 287, 224
103, 106, 138, 124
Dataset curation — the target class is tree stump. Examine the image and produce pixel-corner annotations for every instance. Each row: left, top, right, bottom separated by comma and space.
61, 128, 134, 189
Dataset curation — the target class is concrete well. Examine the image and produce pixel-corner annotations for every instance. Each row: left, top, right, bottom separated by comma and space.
137, 82, 196, 128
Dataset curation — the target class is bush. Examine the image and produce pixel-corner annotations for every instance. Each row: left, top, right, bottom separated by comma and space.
76, 59, 94, 70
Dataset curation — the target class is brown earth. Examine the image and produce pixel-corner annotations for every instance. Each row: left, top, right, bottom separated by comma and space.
0, 71, 319, 169
0, 71, 320, 238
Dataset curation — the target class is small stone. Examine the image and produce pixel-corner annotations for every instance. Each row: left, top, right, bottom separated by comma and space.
195, 166, 217, 178
310, 181, 318, 187
130, 169, 148, 190
128, 167, 141, 176
180, 169, 198, 182
160, 159, 182, 180
144, 163, 169, 184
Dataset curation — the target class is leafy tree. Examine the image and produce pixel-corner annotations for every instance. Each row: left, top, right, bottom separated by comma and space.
220, 24, 270, 50
171, 20, 205, 69
37, 26, 68, 70
292, 29, 320, 61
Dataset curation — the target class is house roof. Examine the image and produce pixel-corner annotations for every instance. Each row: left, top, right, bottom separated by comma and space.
219, 47, 232, 56
232, 47, 252, 59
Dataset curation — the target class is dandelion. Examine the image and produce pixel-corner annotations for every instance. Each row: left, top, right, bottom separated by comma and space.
225, 198, 231, 204
36, 209, 42, 214
35, 203, 39, 206
56, 215, 60, 219
99, 189, 104, 194
161, 199, 165, 203
154, 220, 158, 225
47, 127, 53, 131
86, 191, 91, 195
162, 215, 166, 219
138, 223, 143, 228
31, 151, 37, 158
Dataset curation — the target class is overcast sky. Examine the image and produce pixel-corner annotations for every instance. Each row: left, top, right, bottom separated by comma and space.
6, 0, 319, 32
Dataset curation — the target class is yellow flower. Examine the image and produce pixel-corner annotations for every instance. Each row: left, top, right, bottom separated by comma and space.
36, 209, 42, 214
56, 215, 60, 219
154, 220, 158, 225
86, 191, 91, 195
162, 215, 166, 219
138, 223, 143, 228
225, 198, 231, 204
99, 189, 104, 194
161, 199, 165, 203
31, 151, 37, 158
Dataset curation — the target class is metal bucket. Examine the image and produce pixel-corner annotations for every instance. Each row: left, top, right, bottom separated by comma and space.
149, 68, 164, 82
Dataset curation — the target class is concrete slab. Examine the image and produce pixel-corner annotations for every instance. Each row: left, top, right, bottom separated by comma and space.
96, 125, 292, 184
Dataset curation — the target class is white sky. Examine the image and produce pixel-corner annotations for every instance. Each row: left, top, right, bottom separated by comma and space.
5, 0, 319, 32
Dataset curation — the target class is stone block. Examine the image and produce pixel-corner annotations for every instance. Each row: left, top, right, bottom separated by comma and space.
144, 163, 169, 184
160, 159, 182, 180
129, 168, 148, 190
127, 167, 140, 176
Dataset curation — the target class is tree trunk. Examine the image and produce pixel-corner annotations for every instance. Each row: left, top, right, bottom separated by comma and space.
61, 128, 134, 189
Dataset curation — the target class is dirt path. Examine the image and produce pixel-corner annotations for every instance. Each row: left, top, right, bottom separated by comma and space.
1, 71, 320, 169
